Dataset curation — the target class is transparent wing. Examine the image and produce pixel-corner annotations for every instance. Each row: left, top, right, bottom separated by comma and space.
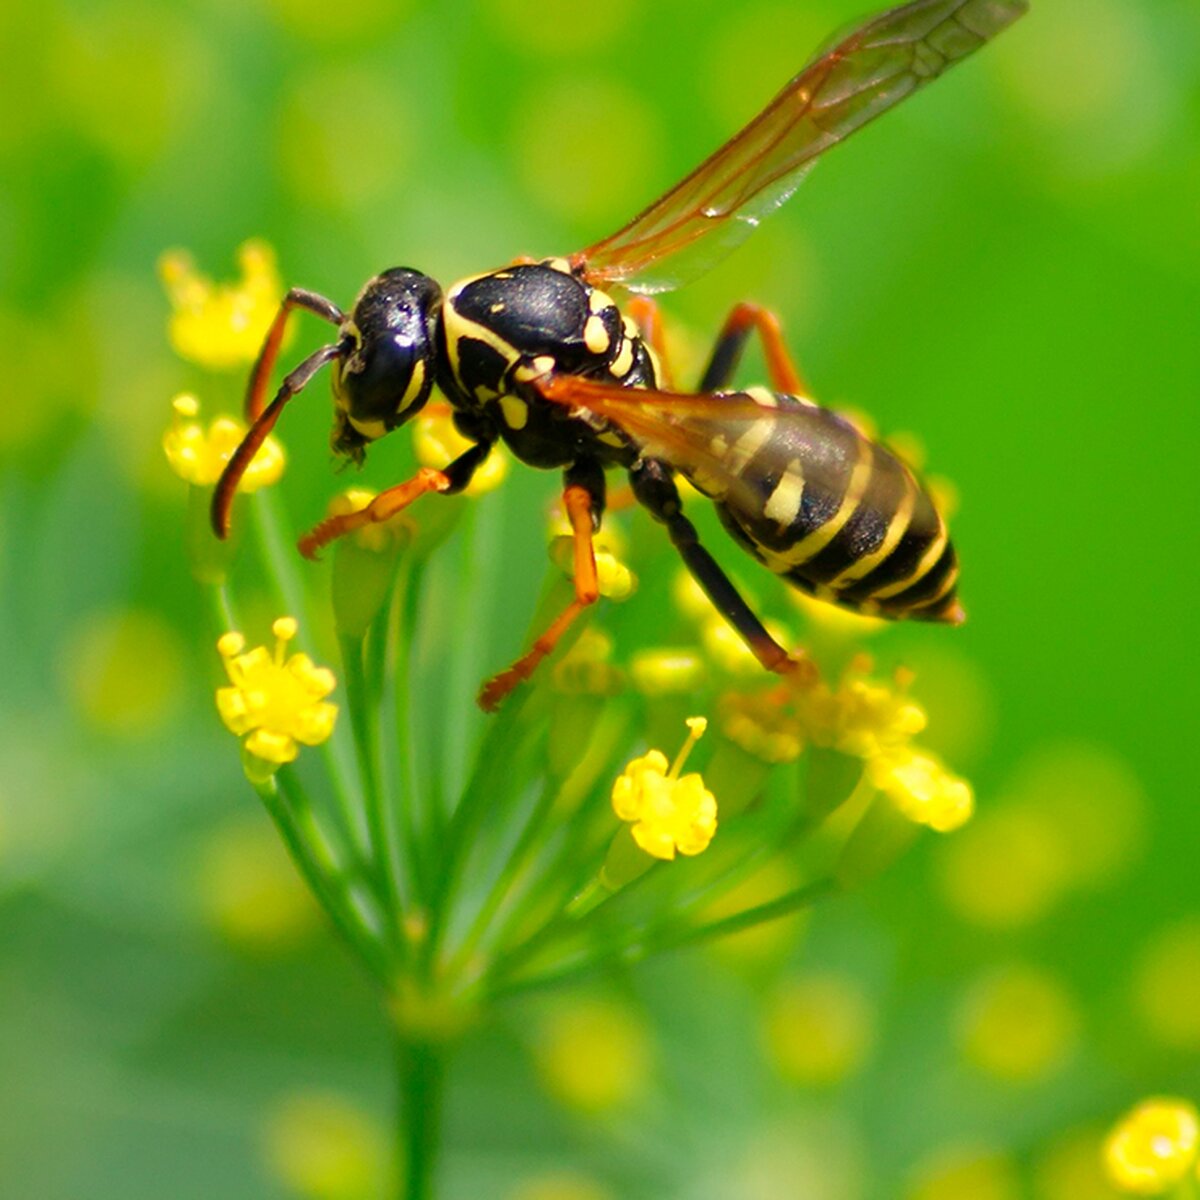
538, 375, 862, 516
571, 0, 1027, 295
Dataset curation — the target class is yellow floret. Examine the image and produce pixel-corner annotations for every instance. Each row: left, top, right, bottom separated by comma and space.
159, 239, 285, 369
611, 717, 716, 860
216, 618, 337, 775
163, 393, 285, 489
868, 746, 974, 833
1103, 1098, 1199, 1194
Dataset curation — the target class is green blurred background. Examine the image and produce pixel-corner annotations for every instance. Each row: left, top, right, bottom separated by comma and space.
2, 0, 1198, 1196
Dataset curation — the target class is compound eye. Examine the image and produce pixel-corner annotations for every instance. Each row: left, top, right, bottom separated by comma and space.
338, 331, 432, 434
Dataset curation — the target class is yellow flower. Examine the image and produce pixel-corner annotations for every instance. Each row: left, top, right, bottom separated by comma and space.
764, 972, 874, 1087
163, 393, 285, 489
1103, 1098, 1200, 1194
797, 663, 927, 758
159, 239, 284, 368
549, 537, 636, 600
413, 405, 509, 495
533, 997, 652, 1114
719, 688, 805, 764
868, 746, 974, 832
216, 618, 337, 772
628, 647, 705, 697
611, 717, 716, 860
262, 1090, 387, 1200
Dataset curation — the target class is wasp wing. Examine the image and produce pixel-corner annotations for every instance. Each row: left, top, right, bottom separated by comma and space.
571, 0, 1027, 295
538, 374, 873, 522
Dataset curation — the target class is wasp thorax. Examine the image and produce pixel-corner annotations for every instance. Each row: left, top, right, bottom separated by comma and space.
331, 268, 442, 459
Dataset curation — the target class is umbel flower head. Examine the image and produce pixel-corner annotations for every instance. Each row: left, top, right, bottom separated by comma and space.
163, 394, 285, 490
159, 238, 283, 369
612, 717, 716, 860
216, 618, 338, 775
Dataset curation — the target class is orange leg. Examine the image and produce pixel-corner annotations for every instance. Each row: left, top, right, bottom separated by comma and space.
478, 484, 600, 712
297, 467, 451, 559
626, 295, 675, 391
699, 302, 809, 396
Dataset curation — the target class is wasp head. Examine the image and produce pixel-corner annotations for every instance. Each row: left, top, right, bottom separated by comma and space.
331, 268, 442, 462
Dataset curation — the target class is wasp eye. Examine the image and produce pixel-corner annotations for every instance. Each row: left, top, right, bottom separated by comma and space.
331, 268, 442, 452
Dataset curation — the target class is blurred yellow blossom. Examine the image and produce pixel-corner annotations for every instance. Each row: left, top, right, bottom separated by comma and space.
163, 393, 285, 490
629, 647, 706, 697
1036, 1127, 1123, 1200
763, 972, 874, 1086
611, 717, 716, 860
702, 613, 793, 677
506, 1174, 614, 1200
552, 627, 624, 697
869, 746, 973, 833
797, 664, 927, 758
159, 239, 284, 368
59, 608, 185, 738
1103, 1098, 1199, 1195
533, 997, 652, 1114
413, 405, 508, 496
937, 806, 1068, 928
956, 964, 1078, 1083
1133, 918, 1200, 1050
906, 1146, 1022, 1200
719, 688, 805, 764
263, 1090, 387, 1200
216, 618, 337, 774
198, 818, 318, 950
549, 537, 635, 600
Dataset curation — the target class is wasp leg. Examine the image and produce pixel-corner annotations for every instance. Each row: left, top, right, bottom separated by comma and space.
213, 342, 343, 538
246, 289, 345, 420
630, 458, 812, 681
297, 442, 493, 559
478, 463, 604, 712
626, 295, 675, 390
698, 302, 807, 395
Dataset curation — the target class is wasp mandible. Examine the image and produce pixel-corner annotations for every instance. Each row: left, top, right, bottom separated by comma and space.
214, 0, 1028, 711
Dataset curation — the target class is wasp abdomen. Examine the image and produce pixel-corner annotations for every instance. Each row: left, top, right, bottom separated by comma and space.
689, 393, 961, 623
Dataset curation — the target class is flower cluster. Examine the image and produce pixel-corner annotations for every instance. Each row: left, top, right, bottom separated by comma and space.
163, 393, 285, 490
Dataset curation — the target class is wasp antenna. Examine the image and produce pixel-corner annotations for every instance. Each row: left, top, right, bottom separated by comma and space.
211, 342, 344, 539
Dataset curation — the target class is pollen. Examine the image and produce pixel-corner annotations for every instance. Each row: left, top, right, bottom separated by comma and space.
413, 405, 509, 496
163, 393, 285, 489
215, 618, 337, 772
797, 665, 927, 758
611, 717, 717, 860
159, 239, 285, 369
1103, 1098, 1200, 1194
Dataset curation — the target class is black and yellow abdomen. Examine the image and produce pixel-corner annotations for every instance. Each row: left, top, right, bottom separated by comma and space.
679, 390, 961, 623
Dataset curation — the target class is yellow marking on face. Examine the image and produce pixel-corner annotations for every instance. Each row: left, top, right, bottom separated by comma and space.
475, 384, 499, 403
609, 337, 634, 379
499, 395, 529, 430
746, 386, 779, 408
348, 414, 388, 440
622, 316, 640, 340
543, 257, 572, 274
584, 314, 610, 355
870, 513, 949, 600
829, 472, 916, 587
513, 355, 555, 383
766, 439, 874, 568
763, 459, 805, 526
397, 358, 426, 412
588, 289, 613, 314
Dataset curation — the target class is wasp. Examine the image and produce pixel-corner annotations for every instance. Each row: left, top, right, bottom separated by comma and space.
214, 0, 1027, 711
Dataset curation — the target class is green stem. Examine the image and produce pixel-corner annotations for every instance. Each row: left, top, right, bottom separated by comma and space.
263, 769, 390, 985
396, 1036, 445, 1200
251, 490, 368, 861
488, 877, 837, 1001
341, 629, 405, 951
